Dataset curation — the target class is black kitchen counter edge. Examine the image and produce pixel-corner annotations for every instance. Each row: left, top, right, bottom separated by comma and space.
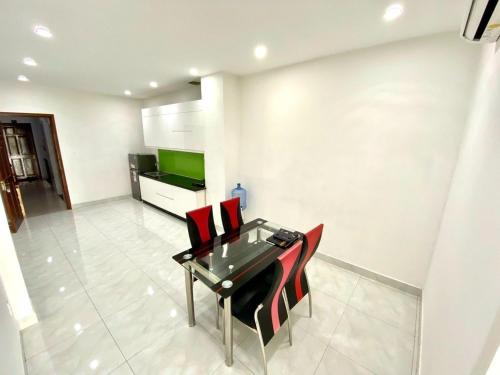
139, 172, 206, 192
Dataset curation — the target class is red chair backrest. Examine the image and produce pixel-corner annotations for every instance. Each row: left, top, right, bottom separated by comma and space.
285, 224, 324, 309
186, 205, 218, 248
220, 197, 244, 234
256, 241, 302, 346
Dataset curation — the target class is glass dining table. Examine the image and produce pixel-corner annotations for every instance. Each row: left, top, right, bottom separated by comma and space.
172, 218, 302, 367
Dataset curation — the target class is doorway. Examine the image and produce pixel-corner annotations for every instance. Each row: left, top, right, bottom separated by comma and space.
0, 113, 71, 231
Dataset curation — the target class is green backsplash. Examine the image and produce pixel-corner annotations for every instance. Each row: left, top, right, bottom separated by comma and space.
158, 149, 205, 180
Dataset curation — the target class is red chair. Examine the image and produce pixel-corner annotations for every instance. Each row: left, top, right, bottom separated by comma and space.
220, 241, 302, 375
285, 224, 324, 317
186, 205, 218, 248
220, 197, 244, 234
186, 205, 221, 328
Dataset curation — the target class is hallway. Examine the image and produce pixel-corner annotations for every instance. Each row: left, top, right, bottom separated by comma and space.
19, 180, 67, 217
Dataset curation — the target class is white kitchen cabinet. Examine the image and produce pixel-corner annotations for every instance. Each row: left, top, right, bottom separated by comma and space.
139, 176, 206, 218
142, 100, 205, 151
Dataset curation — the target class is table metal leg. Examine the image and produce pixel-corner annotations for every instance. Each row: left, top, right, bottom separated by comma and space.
184, 268, 195, 327
224, 296, 233, 366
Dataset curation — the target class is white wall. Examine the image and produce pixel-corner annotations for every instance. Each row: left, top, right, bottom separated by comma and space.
420, 42, 500, 375
200, 73, 241, 227
239, 32, 480, 287
0, 197, 36, 330
0, 277, 25, 375
142, 85, 201, 108
0, 81, 145, 204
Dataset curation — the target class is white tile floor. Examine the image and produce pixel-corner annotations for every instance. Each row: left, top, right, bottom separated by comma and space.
13, 197, 421, 375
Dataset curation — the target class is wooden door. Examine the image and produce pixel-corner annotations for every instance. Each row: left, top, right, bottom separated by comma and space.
0, 129, 24, 232
2, 123, 39, 180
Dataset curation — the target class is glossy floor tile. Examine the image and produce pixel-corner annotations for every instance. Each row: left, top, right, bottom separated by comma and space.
22, 291, 102, 359
26, 321, 125, 375
348, 278, 418, 334
235, 325, 327, 375
330, 307, 414, 375
12, 197, 421, 374
315, 347, 375, 375
128, 324, 225, 375
103, 291, 184, 359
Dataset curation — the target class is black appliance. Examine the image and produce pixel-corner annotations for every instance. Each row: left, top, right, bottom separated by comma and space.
128, 154, 157, 201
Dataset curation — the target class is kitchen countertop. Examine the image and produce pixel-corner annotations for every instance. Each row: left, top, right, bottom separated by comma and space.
140, 172, 206, 192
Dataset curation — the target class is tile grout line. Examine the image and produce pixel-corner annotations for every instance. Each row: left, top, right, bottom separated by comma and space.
16, 202, 147, 367
328, 303, 415, 375
328, 347, 378, 375
49, 225, 133, 374
313, 275, 361, 375
75, 202, 195, 374
82, 204, 179, 319
345, 303, 417, 338
323, 275, 408, 375
19, 230, 98, 361
102, 204, 239, 373
312, 261, 418, 337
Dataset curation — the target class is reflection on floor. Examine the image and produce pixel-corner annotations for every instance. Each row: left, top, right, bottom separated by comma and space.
12, 198, 421, 375
19, 180, 66, 217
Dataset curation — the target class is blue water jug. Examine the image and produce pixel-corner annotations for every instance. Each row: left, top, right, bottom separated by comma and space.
231, 183, 247, 210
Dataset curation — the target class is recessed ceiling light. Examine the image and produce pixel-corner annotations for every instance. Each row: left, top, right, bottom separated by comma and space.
383, 3, 404, 22
23, 57, 37, 67
124, 90, 132, 96
189, 68, 199, 76
33, 25, 53, 38
254, 44, 268, 60
17, 75, 29, 82
149, 81, 158, 88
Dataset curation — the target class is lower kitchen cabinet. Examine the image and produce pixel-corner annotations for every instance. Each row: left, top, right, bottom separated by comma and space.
139, 176, 205, 218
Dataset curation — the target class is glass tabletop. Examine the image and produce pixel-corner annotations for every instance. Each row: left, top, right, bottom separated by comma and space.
173, 219, 300, 298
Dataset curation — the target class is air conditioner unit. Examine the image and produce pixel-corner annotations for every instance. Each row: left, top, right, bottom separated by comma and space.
462, 0, 500, 43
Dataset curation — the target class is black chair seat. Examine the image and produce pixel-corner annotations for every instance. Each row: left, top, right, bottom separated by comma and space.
262, 264, 274, 285
219, 276, 270, 329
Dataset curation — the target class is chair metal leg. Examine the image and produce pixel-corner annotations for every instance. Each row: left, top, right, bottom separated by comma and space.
282, 290, 293, 346
215, 294, 220, 330
184, 267, 195, 327
304, 269, 312, 318
254, 304, 268, 375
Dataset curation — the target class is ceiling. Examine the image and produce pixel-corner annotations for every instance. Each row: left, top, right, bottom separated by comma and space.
0, 0, 469, 98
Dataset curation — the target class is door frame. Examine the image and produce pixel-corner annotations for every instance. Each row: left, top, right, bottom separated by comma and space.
0, 112, 72, 209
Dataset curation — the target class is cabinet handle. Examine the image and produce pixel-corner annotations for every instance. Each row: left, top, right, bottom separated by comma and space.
156, 193, 174, 200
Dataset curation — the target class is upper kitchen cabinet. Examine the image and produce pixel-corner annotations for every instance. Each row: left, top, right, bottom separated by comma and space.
141, 100, 205, 151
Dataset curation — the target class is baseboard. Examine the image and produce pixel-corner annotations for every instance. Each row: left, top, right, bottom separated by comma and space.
72, 194, 131, 208
315, 252, 422, 297
17, 311, 38, 331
